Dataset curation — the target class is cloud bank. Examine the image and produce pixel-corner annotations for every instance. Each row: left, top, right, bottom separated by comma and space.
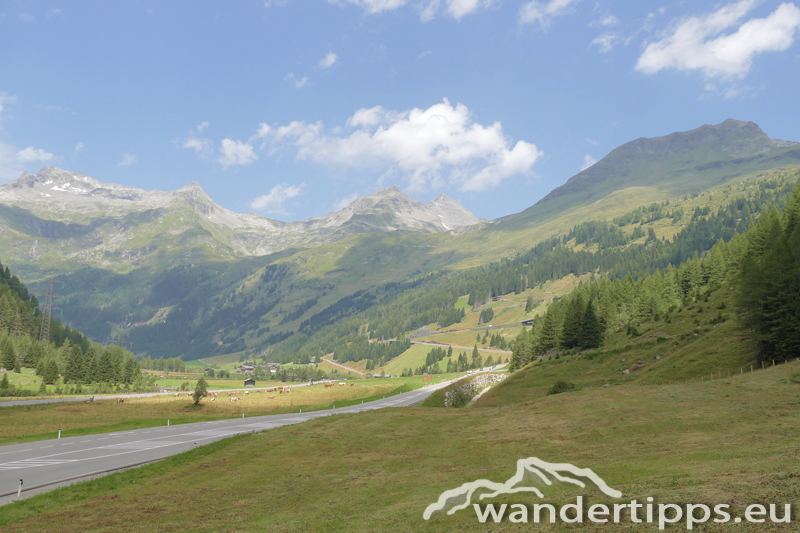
636, 0, 800, 80
252, 98, 541, 192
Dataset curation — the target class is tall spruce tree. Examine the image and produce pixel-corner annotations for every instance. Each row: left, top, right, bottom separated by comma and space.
578, 301, 603, 349
43, 359, 59, 385
560, 295, 584, 349
1, 340, 16, 371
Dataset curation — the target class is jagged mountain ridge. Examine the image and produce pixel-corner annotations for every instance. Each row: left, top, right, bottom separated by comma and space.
0, 168, 480, 269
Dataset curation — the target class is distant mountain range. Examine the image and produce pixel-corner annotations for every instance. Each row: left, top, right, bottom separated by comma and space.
0, 168, 480, 272
1, 118, 798, 358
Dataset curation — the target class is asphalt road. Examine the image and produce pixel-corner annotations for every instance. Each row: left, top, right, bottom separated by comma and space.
0, 382, 448, 504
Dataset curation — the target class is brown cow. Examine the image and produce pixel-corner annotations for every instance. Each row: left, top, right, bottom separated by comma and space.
268, 395, 275, 399
116, 398, 124, 405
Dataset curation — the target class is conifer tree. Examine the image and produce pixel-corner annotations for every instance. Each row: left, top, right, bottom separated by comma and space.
537, 310, 558, 355
560, 295, 584, 349
64, 345, 84, 383
578, 301, 603, 349
1, 340, 15, 371
43, 359, 59, 384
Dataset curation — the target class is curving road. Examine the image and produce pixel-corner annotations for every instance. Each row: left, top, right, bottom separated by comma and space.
0, 381, 450, 505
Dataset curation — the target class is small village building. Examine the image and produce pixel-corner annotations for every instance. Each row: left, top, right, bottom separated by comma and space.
244, 377, 256, 387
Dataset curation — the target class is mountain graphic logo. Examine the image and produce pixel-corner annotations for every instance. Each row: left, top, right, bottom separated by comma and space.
423, 457, 622, 520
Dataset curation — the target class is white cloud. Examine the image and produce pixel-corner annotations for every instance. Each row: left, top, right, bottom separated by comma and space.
319, 52, 339, 68
418, 50, 432, 58
18, 146, 55, 163
219, 139, 257, 167
591, 32, 620, 53
331, 0, 490, 20
586, 137, 599, 145
184, 137, 213, 155
333, 192, 359, 211
45, 8, 63, 19
74, 141, 84, 154
118, 153, 137, 167
581, 154, 597, 171
1, 141, 57, 181
519, 0, 580, 27
196, 121, 209, 133
421, 0, 495, 21
249, 183, 304, 213
18, 13, 34, 22
334, 0, 410, 15
285, 72, 309, 88
258, 98, 542, 192
636, 0, 800, 80
595, 14, 619, 27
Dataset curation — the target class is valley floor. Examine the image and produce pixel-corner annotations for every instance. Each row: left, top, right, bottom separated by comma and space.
0, 361, 797, 532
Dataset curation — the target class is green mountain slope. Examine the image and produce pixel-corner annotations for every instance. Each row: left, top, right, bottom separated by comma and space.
2, 121, 799, 364
496, 119, 800, 231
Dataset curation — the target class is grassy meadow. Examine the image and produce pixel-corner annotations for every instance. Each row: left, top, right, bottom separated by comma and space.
0, 377, 433, 445
0, 359, 797, 532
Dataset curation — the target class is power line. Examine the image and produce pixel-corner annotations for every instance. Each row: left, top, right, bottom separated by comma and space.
33, 276, 63, 344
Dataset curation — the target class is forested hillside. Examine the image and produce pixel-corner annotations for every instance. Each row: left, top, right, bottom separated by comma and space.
0, 260, 141, 396
261, 170, 799, 368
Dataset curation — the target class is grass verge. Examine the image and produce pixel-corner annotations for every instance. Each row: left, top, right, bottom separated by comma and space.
3, 362, 797, 532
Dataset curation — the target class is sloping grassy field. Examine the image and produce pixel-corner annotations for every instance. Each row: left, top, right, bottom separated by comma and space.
1, 360, 798, 532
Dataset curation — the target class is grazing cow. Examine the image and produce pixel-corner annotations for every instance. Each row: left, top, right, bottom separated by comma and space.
211, 397, 216, 402
244, 391, 249, 395
268, 395, 275, 399
116, 398, 124, 405
350, 383, 355, 387
174, 392, 180, 397
230, 397, 237, 402
339, 382, 345, 386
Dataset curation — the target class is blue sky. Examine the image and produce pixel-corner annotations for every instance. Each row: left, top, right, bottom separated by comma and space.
2, 0, 800, 221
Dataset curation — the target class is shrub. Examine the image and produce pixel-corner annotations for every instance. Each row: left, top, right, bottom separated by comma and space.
546, 380, 577, 396
449, 388, 473, 408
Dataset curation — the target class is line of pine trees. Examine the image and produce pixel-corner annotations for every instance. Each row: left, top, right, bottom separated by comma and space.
139, 355, 187, 373
509, 178, 800, 370
0, 260, 142, 394
737, 188, 800, 364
